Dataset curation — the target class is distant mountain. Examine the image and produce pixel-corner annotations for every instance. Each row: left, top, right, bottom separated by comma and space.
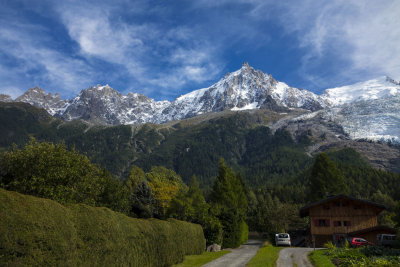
4, 63, 328, 125
14, 86, 69, 116
60, 85, 170, 125
2, 64, 400, 143
0, 94, 12, 102
156, 62, 327, 123
321, 76, 400, 106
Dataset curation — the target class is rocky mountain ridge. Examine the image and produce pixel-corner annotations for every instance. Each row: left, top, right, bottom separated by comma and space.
2, 63, 329, 125
2, 63, 400, 143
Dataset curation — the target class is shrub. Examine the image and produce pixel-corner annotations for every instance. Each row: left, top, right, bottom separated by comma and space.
0, 139, 122, 207
0, 188, 205, 266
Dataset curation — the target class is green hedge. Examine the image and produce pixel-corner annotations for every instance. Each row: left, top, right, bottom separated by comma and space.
0, 189, 205, 266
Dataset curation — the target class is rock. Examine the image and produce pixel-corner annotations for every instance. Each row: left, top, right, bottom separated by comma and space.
206, 244, 221, 252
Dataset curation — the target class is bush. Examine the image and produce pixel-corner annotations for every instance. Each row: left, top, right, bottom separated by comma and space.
203, 216, 223, 246
0, 188, 205, 266
0, 139, 117, 207
240, 221, 249, 245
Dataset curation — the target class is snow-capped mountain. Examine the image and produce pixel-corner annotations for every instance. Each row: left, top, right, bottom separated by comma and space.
156, 63, 327, 123
5, 63, 328, 125
318, 76, 400, 143
283, 75, 400, 144
3, 63, 400, 143
60, 84, 170, 125
0, 94, 12, 102
14, 87, 68, 116
321, 76, 400, 106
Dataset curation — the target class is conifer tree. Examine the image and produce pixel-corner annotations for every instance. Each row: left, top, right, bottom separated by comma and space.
309, 153, 348, 201
211, 158, 248, 248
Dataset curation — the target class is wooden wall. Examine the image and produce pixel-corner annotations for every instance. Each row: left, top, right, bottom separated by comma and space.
309, 199, 379, 236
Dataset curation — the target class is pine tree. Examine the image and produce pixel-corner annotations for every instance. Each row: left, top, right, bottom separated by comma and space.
210, 158, 248, 248
309, 153, 348, 201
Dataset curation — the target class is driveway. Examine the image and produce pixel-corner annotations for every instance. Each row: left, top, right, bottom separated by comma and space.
276, 247, 316, 267
202, 240, 262, 267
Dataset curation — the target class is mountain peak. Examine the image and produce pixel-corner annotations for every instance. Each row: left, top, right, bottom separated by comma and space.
385, 76, 400, 85
0, 94, 13, 102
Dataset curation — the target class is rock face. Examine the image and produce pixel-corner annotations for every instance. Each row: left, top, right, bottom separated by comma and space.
0, 94, 12, 102
14, 87, 68, 116
60, 85, 170, 125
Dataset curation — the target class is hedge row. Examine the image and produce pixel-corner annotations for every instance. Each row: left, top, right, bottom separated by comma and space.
0, 189, 205, 266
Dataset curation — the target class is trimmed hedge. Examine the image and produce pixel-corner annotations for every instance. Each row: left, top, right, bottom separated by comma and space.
0, 188, 205, 266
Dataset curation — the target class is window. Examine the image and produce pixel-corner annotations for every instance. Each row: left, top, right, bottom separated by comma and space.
343, 221, 351, 226
314, 219, 330, 227
354, 205, 361, 210
323, 205, 330, 210
334, 221, 342, 227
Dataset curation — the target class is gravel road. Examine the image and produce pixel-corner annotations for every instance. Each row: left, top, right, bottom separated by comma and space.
276, 247, 316, 267
202, 240, 262, 267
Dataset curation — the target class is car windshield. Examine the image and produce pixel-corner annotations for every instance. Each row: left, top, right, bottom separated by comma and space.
278, 234, 288, 238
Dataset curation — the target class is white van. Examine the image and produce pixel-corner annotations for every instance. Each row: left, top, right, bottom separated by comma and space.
377, 234, 397, 248
275, 233, 291, 246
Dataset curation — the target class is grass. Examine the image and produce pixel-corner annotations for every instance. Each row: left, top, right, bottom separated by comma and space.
247, 242, 282, 267
173, 250, 231, 267
308, 250, 335, 267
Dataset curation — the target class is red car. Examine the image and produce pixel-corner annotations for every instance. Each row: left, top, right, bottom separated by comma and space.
347, 237, 374, 248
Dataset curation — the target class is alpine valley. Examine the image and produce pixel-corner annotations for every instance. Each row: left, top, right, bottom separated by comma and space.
1, 63, 399, 186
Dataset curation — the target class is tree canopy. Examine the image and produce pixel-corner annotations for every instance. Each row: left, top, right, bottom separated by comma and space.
0, 138, 126, 209
309, 153, 349, 201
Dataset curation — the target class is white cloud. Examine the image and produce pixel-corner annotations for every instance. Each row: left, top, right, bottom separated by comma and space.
255, 0, 400, 85
56, 2, 224, 97
0, 22, 94, 97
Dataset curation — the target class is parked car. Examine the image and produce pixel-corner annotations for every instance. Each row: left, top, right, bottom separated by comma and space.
347, 237, 373, 248
377, 234, 398, 248
275, 233, 291, 246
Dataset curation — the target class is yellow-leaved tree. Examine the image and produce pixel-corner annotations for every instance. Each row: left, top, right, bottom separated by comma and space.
145, 166, 187, 218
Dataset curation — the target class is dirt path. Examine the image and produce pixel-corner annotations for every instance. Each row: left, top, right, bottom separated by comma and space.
276, 247, 316, 267
202, 240, 262, 267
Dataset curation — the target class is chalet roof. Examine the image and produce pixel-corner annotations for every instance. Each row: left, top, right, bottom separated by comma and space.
299, 195, 386, 217
349, 225, 397, 236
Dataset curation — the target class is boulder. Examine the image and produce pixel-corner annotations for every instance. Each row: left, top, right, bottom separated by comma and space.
206, 244, 221, 252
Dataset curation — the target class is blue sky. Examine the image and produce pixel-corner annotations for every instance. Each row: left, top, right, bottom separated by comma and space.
0, 0, 399, 100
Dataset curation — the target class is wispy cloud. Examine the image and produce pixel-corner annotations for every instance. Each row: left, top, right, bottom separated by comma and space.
0, 19, 95, 98
247, 0, 400, 88
55, 1, 224, 98
0, 0, 399, 100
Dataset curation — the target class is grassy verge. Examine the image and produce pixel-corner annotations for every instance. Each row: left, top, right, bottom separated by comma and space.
247, 242, 282, 267
173, 250, 231, 267
310, 246, 400, 266
308, 250, 335, 267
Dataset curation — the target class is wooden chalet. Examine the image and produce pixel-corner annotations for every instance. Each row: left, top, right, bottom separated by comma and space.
300, 195, 396, 247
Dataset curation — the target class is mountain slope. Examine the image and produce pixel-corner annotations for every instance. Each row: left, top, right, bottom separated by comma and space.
1, 102, 399, 184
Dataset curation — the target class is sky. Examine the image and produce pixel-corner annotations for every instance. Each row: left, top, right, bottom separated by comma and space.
0, 0, 399, 100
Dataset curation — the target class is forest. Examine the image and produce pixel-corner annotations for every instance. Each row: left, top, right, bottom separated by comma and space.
1, 138, 400, 248
1, 102, 400, 247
